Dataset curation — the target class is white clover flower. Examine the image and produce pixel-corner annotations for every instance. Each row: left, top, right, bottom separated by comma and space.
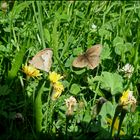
91, 23, 97, 30
65, 96, 77, 116
120, 63, 134, 78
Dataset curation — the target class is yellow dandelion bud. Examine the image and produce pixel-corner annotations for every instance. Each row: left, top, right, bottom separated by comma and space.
51, 90, 62, 101
22, 64, 42, 78
120, 89, 136, 106
120, 90, 129, 105
53, 81, 64, 92
51, 82, 64, 101
48, 71, 63, 83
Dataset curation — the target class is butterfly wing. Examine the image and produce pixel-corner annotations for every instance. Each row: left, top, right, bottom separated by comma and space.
41, 50, 53, 72
86, 44, 102, 69
86, 56, 100, 69
72, 54, 88, 68
72, 44, 102, 69
86, 44, 102, 56
29, 48, 53, 72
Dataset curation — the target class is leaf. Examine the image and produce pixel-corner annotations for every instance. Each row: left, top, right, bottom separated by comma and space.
83, 109, 91, 123
113, 36, 124, 55
62, 80, 70, 88
113, 36, 126, 55
0, 45, 11, 53
87, 77, 105, 97
100, 44, 111, 60
124, 43, 134, 55
10, 1, 32, 19
55, 12, 70, 21
75, 9, 85, 19
7, 39, 30, 82
99, 28, 111, 37
114, 44, 125, 55
94, 72, 123, 95
99, 101, 114, 118
65, 55, 74, 67
44, 28, 51, 43
73, 47, 83, 56
73, 68, 86, 75
35, 81, 46, 133
70, 83, 80, 95
0, 85, 11, 96
113, 37, 134, 57
98, 101, 115, 130
113, 36, 124, 47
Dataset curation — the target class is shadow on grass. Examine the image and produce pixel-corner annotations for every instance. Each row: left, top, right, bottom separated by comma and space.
0, 111, 110, 140
0, 80, 135, 140
0, 110, 135, 140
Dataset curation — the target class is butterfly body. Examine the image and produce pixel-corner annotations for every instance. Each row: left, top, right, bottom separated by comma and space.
29, 48, 53, 72
72, 44, 102, 69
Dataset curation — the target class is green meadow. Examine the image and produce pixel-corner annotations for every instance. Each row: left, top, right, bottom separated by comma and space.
0, 1, 140, 140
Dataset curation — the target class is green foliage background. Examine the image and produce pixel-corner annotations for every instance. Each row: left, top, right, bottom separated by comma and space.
0, 1, 140, 140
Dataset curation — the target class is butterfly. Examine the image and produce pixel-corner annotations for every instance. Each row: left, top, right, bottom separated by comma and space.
72, 44, 102, 69
29, 48, 53, 72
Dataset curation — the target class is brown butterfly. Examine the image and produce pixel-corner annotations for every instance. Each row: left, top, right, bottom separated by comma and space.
29, 48, 53, 72
72, 44, 102, 69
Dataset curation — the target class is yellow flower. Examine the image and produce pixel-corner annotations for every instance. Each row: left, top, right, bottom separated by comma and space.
48, 71, 64, 100
120, 90, 129, 105
22, 64, 42, 77
120, 89, 136, 106
48, 71, 63, 83
106, 117, 125, 136
51, 90, 62, 101
51, 82, 64, 100
53, 81, 64, 92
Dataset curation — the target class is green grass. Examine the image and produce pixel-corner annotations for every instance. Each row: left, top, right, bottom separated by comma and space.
0, 1, 140, 140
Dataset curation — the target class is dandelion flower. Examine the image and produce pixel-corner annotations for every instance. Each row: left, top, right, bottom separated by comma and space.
48, 71, 63, 83
51, 82, 64, 100
120, 89, 137, 112
48, 71, 64, 101
120, 89, 136, 106
120, 90, 129, 105
22, 64, 42, 78
53, 81, 64, 92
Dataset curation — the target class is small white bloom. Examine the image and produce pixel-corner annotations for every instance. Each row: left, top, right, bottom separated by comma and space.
91, 23, 97, 30
65, 96, 77, 116
128, 91, 137, 104
1, 1, 8, 12
120, 63, 134, 78
121, 63, 134, 73
128, 91, 133, 100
